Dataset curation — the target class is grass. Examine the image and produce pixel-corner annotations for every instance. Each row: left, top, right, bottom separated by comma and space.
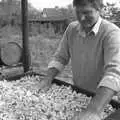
0, 25, 73, 83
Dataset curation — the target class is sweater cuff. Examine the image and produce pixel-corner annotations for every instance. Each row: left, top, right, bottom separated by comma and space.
98, 76, 120, 92
48, 60, 65, 72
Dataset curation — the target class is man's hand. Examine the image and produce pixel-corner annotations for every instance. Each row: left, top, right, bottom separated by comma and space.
36, 67, 59, 92
72, 110, 101, 120
71, 86, 115, 120
39, 75, 53, 91
33, 75, 53, 92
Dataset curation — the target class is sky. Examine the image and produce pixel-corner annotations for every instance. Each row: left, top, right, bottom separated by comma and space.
29, 0, 73, 10
28, 0, 120, 10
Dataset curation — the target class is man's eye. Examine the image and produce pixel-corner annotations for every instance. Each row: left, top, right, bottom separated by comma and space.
76, 11, 91, 16
83, 12, 90, 15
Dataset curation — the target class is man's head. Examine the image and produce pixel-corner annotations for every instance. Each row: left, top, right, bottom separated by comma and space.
73, 0, 103, 31
73, 0, 103, 11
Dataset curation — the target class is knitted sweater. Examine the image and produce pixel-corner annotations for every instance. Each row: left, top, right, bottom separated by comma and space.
48, 18, 120, 93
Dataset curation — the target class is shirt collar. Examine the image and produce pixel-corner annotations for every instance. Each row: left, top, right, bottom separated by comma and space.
92, 16, 102, 35
76, 16, 102, 37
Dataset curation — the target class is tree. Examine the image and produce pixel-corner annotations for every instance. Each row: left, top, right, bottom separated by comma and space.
102, 2, 120, 21
0, 0, 41, 26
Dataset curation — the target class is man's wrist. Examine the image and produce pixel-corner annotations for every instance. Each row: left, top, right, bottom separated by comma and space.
45, 75, 53, 82
47, 67, 59, 79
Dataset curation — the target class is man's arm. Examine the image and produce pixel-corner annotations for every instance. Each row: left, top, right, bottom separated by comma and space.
73, 86, 115, 120
38, 24, 71, 90
74, 29, 120, 120
87, 29, 120, 114
45, 23, 72, 80
86, 86, 115, 115
45, 67, 60, 82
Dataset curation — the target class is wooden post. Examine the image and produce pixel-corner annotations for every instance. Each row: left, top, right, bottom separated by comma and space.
21, 0, 31, 72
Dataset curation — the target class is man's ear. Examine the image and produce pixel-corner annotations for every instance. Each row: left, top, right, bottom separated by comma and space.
99, 7, 105, 17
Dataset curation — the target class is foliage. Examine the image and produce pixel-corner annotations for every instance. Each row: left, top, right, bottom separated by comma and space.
102, 2, 120, 22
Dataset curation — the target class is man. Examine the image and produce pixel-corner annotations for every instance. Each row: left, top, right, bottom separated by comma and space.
38, 0, 120, 119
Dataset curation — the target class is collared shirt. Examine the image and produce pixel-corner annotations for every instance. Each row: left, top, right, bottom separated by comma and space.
48, 17, 120, 93
76, 17, 102, 37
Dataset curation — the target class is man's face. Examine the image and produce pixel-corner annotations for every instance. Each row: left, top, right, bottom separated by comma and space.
74, 4, 99, 30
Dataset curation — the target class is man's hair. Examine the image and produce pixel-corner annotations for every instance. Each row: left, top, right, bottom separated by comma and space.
73, 0, 103, 10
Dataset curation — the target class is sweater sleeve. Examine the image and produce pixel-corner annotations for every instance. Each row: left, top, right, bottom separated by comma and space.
98, 29, 120, 92
48, 24, 71, 72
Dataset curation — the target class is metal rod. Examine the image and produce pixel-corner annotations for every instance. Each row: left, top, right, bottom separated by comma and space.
21, 0, 31, 72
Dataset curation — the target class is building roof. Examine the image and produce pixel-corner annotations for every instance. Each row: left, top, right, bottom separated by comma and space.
43, 8, 64, 17
40, 8, 68, 21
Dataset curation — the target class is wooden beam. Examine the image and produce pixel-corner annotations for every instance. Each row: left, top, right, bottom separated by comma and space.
21, 0, 31, 72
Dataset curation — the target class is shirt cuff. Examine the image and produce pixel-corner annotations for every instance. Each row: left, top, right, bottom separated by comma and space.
48, 60, 65, 72
98, 76, 120, 92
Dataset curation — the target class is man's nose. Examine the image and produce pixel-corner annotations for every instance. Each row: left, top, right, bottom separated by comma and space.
81, 15, 86, 21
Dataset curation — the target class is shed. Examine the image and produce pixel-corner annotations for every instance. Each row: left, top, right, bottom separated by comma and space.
29, 8, 68, 34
